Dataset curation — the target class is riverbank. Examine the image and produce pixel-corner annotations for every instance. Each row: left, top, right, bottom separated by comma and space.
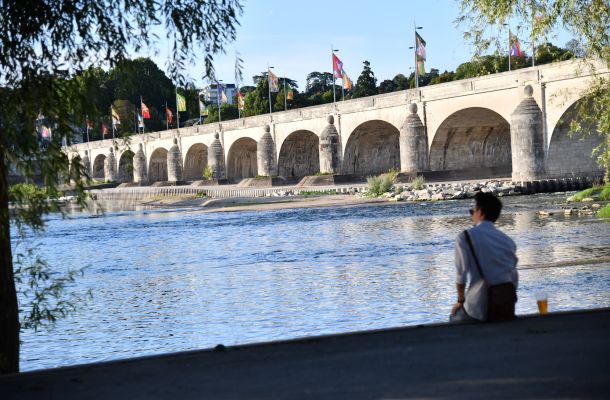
2, 308, 609, 399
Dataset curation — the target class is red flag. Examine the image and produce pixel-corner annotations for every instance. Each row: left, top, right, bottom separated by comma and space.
166, 107, 173, 125
332, 53, 343, 79
86, 119, 93, 129
102, 123, 108, 136
141, 101, 151, 119
237, 91, 245, 110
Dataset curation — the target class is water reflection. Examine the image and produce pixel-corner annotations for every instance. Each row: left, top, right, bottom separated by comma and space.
16, 193, 610, 371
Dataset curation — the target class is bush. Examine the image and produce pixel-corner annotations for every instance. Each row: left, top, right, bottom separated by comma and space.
412, 175, 425, 190
569, 183, 610, 202
367, 174, 393, 197
202, 165, 214, 180
599, 186, 610, 201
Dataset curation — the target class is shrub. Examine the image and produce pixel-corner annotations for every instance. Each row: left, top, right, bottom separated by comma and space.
412, 175, 425, 190
367, 174, 393, 197
202, 165, 214, 180
385, 167, 399, 181
599, 186, 610, 201
569, 183, 610, 202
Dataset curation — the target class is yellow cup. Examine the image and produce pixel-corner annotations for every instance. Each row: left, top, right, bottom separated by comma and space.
535, 292, 548, 315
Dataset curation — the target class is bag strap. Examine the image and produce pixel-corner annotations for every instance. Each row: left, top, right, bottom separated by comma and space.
464, 230, 487, 285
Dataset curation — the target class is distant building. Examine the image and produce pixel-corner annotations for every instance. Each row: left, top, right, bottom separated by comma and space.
201, 83, 236, 105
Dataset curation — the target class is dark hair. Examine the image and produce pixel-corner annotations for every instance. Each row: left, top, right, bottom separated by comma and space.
474, 191, 502, 222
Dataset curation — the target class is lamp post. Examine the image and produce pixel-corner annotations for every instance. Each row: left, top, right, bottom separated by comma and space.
267, 66, 274, 114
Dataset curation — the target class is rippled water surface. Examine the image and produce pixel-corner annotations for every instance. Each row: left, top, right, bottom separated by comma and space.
15, 194, 610, 371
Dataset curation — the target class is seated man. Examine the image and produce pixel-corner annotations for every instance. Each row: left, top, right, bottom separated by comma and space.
450, 191, 518, 322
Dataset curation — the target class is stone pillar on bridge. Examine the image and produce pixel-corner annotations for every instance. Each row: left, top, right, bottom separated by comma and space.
81, 150, 91, 177
104, 147, 117, 182
257, 124, 276, 177
167, 138, 183, 182
400, 103, 428, 175
319, 115, 341, 174
511, 85, 546, 181
208, 132, 226, 180
133, 143, 147, 184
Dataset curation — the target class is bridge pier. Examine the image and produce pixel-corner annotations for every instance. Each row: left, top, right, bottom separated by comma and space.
104, 147, 117, 182
400, 103, 428, 176
81, 150, 91, 177
511, 85, 546, 181
319, 115, 341, 174
257, 124, 276, 177
167, 138, 183, 182
208, 132, 226, 180
133, 143, 147, 184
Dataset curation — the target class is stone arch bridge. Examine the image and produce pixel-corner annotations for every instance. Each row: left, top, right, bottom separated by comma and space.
69, 59, 608, 185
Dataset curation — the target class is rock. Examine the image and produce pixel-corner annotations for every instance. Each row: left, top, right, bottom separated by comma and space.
564, 208, 577, 215
537, 210, 553, 216
431, 193, 444, 201
480, 187, 492, 194
591, 203, 601, 209
582, 197, 595, 202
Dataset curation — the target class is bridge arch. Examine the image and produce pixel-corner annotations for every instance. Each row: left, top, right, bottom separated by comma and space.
278, 130, 320, 177
547, 98, 604, 178
92, 154, 106, 180
342, 120, 400, 175
227, 137, 257, 181
118, 150, 135, 183
183, 143, 208, 181
429, 108, 511, 176
148, 147, 168, 183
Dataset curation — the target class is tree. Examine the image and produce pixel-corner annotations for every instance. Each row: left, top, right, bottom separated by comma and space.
457, 0, 610, 181
0, 0, 243, 374
353, 60, 378, 98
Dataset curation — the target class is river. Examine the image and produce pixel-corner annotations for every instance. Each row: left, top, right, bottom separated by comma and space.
14, 193, 610, 371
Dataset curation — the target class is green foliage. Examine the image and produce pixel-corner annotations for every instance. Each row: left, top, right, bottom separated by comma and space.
386, 168, 399, 181
457, 0, 610, 182
569, 184, 610, 201
598, 204, 610, 218
299, 189, 337, 196
367, 174, 393, 197
353, 61, 378, 98
412, 175, 426, 190
13, 245, 91, 332
202, 165, 214, 180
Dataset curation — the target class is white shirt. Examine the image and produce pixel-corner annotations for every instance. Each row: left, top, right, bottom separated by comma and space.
455, 220, 519, 321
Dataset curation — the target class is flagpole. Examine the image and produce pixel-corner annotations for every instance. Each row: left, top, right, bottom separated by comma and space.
198, 91, 202, 125
134, 109, 137, 134
331, 45, 336, 108
283, 76, 287, 111
342, 82, 345, 101
86, 115, 90, 143
508, 24, 511, 71
140, 96, 144, 133
267, 63, 273, 114
176, 89, 180, 129
414, 22, 419, 89
237, 87, 241, 119
217, 81, 222, 123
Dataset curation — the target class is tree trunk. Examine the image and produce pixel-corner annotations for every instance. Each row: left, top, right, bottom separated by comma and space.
0, 151, 19, 373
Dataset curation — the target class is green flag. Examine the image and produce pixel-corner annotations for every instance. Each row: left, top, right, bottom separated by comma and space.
176, 92, 186, 112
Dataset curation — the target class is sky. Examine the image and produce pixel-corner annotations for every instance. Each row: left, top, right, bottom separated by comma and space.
141, 0, 576, 90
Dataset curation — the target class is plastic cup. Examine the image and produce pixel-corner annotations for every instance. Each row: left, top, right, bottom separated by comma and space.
535, 292, 548, 315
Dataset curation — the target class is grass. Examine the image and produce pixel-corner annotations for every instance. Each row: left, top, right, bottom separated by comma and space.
598, 204, 610, 218
367, 174, 393, 197
569, 183, 610, 201
299, 190, 336, 196
412, 175, 425, 190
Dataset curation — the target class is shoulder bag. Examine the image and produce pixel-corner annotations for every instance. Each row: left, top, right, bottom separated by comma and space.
464, 230, 517, 322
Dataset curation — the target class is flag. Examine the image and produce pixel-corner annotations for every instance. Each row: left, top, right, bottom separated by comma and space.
332, 53, 343, 78
86, 119, 93, 129
237, 91, 245, 110
199, 99, 209, 116
285, 84, 294, 101
111, 106, 120, 125
219, 84, 228, 104
416, 32, 427, 61
176, 92, 186, 112
102, 123, 109, 136
166, 107, 173, 124
509, 30, 522, 57
141, 101, 150, 119
137, 113, 144, 128
342, 71, 353, 90
268, 69, 279, 92
417, 60, 425, 75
